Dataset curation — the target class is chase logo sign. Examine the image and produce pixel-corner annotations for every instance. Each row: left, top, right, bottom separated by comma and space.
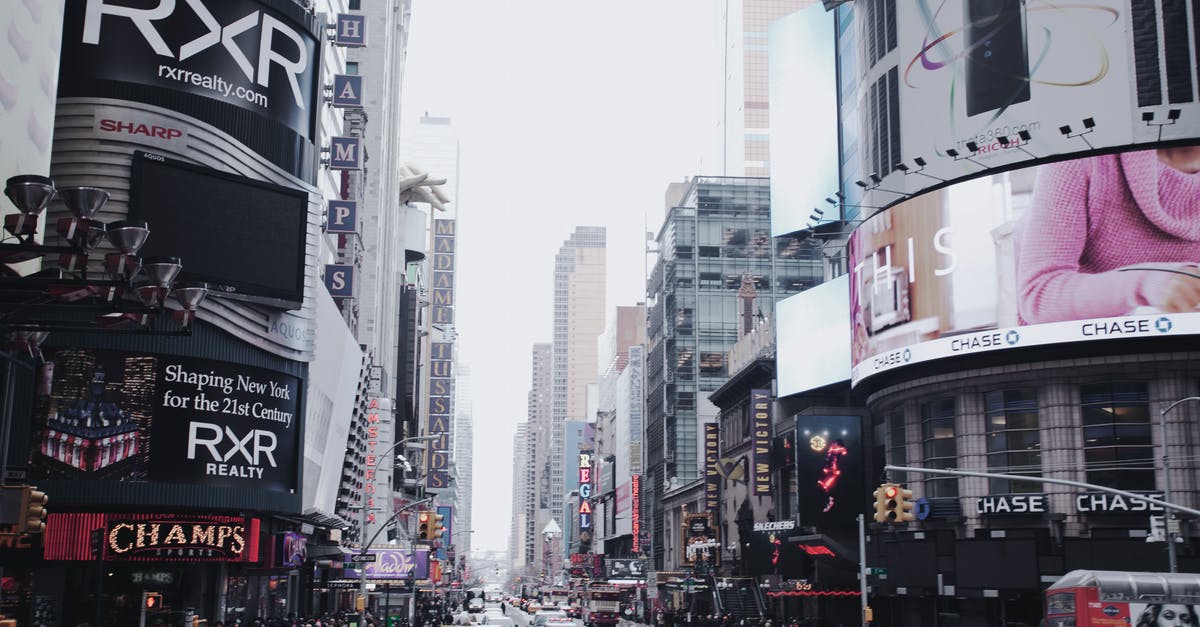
64, 0, 320, 139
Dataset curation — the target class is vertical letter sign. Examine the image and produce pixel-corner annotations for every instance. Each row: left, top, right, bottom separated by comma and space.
333, 14, 367, 47
325, 264, 354, 298
751, 389, 772, 496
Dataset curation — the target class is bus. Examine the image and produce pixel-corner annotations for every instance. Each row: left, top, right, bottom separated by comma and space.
584, 585, 622, 627
1045, 570, 1200, 626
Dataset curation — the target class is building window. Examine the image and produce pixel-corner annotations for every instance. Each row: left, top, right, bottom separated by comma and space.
984, 389, 1041, 494
1080, 382, 1155, 491
348, 0, 361, 9
886, 406, 906, 485
345, 62, 359, 75
921, 398, 958, 498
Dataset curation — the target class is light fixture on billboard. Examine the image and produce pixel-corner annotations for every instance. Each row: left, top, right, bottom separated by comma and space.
996, 132, 1039, 160
895, 158, 946, 183
945, 145, 985, 168
824, 191, 880, 213
1059, 117, 1097, 150
1142, 109, 1182, 142
854, 174, 905, 196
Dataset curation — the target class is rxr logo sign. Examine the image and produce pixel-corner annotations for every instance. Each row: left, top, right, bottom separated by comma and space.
82, 0, 310, 109
187, 421, 278, 479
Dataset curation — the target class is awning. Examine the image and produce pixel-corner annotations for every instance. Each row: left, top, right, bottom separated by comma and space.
307, 544, 346, 559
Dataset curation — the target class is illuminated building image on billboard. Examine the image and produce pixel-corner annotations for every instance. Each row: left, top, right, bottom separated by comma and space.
849, 144, 1200, 384
28, 347, 302, 500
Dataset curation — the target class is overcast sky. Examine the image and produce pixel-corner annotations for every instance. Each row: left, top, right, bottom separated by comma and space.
399, 1, 730, 554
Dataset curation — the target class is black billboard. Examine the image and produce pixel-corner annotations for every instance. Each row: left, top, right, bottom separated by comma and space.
58, 0, 322, 178
129, 151, 309, 309
744, 520, 806, 578
29, 347, 301, 495
794, 415, 865, 529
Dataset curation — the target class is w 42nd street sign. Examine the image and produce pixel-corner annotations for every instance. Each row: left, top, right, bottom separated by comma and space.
350, 553, 377, 563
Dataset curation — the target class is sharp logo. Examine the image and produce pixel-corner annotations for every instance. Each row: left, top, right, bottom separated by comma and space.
82, 0, 309, 109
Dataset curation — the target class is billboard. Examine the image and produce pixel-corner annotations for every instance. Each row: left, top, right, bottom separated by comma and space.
849, 145, 1200, 384
130, 151, 310, 309
605, 558, 646, 580
744, 520, 805, 577
794, 416, 864, 529
29, 348, 301, 497
842, 1, 1200, 209
769, 4, 840, 236
46, 513, 261, 563
359, 547, 430, 580
776, 275, 851, 397
59, 0, 320, 140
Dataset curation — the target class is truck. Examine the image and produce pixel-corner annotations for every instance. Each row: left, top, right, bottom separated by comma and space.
547, 587, 570, 609
1045, 569, 1200, 626
584, 585, 622, 627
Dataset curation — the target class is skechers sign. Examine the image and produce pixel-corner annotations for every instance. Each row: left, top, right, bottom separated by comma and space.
63, 0, 320, 139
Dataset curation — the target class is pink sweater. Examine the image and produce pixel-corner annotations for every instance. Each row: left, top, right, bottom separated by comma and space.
1016, 149, 1200, 324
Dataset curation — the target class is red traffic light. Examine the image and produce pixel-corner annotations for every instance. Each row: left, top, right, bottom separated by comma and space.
144, 592, 162, 609
884, 486, 898, 499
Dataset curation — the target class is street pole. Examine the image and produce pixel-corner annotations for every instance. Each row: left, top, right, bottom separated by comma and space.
359, 435, 437, 616
1158, 396, 1200, 573
858, 514, 868, 626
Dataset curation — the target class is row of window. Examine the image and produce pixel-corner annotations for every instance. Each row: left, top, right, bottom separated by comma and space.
887, 382, 1156, 498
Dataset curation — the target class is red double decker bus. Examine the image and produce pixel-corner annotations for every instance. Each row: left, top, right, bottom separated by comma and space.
1045, 570, 1200, 626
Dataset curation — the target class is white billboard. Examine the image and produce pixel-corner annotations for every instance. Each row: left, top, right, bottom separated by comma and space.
847, 1, 1200, 207
776, 275, 851, 396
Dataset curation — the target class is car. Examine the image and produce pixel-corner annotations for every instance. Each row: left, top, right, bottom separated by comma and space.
468, 598, 485, 613
532, 610, 569, 627
525, 603, 542, 614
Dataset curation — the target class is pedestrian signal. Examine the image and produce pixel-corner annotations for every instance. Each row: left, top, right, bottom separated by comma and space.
144, 592, 162, 609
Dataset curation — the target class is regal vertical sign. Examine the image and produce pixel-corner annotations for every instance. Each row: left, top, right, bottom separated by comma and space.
751, 389, 772, 496
704, 422, 720, 518
426, 219, 456, 489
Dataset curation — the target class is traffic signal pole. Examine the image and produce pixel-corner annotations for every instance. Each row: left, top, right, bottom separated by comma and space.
858, 514, 868, 626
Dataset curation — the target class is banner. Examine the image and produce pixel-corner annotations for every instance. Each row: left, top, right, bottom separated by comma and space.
751, 389, 772, 496
31, 348, 301, 494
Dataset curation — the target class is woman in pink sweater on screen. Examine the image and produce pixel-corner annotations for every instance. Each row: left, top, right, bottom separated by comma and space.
1017, 146, 1200, 325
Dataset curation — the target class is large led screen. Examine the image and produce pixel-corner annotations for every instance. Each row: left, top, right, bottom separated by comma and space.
28, 348, 302, 496
776, 275, 851, 396
130, 151, 310, 309
769, 4, 840, 236
849, 145, 1200, 384
842, 0, 1200, 206
794, 415, 864, 529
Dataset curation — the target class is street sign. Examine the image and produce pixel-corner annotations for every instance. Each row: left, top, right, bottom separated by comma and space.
868, 567, 888, 576
350, 553, 377, 563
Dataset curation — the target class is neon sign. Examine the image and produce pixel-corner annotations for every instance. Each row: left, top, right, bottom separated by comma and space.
578, 452, 592, 530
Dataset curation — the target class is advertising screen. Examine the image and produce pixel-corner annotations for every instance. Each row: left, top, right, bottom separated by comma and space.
130, 151, 310, 309
849, 145, 1200, 384
794, 416, 864, 529
29, 347, 301, 496
769, 4, 840, 236
58, 0, 319, 140
776, 275, 851, 396
842, 1, 1200, 206
743, 520, 805, 577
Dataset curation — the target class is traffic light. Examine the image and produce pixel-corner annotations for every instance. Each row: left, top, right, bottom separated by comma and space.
144, 592, 162, 610
872, 483, 895, 523
431, 512, 445, 540
894, 486, 916, 523
20, 486, 47, 534
418, 511, 432, 540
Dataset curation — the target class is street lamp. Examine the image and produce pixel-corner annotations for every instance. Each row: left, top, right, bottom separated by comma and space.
1160, 396, 1200, 573
358, 434, 439, 611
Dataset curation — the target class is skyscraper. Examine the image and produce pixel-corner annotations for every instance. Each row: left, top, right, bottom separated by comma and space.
549, 227, 606, 527
526, 342, 553, 575
723, 0, 816, 176
644, 176, 818, 568
453, 364, 474, 558
510, 422, 530, 571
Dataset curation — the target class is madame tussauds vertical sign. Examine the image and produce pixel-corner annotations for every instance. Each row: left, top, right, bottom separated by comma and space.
751, 389, 772, 496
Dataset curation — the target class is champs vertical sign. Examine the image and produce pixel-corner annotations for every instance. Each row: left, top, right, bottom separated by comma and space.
704, 422, 720, 517
426, 219, 456, 489
751, 389, 772, 496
